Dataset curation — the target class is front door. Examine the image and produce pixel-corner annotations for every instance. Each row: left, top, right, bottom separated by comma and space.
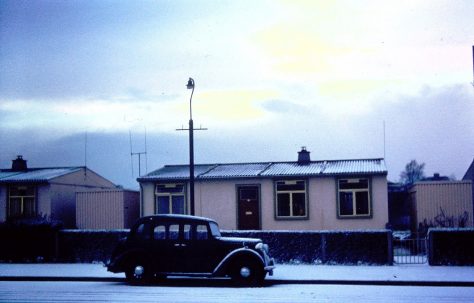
237, 185, 260, 230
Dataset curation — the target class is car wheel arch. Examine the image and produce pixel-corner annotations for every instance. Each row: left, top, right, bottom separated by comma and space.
117, 249, 153, 270
213, 248, 264, 276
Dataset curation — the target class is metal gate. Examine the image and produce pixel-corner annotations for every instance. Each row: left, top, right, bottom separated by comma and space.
393, 232, 428, 264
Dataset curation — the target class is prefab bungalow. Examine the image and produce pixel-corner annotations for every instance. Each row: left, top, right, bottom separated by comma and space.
0, 156, 116, 228
138, 148, 389, 230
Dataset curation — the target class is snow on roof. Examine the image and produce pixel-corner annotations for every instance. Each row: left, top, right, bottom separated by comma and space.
0, 167, 83, 183
139, 158, 387, 182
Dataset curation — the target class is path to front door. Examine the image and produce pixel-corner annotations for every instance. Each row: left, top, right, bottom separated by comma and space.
237, 185, 260, 230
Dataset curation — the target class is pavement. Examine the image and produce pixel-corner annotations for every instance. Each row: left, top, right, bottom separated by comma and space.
0, 263, 473, 286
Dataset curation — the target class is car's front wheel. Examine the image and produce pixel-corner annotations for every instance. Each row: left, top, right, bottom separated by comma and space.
125, 259, 152, 285
230, 258, 265, 286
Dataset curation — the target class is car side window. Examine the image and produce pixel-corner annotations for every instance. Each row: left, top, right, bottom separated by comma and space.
196, 224, 209, 240
183, 224, 192, 240
135, 222, 151, 241
169, 224, 179, 240
153, 225, 166, 240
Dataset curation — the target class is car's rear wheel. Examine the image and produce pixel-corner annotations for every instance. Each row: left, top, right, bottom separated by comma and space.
126, 259, 152, 285
230, 258, 264, 286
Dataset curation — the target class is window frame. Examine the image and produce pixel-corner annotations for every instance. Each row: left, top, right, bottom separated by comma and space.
337, 177, 372, 219
155, 183, 187, 215
7, 185, 36, 218
274, 179, 309, 220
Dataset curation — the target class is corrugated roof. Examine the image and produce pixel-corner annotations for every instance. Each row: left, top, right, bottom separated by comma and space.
260, 162, 324, 176
141, 164, 216, 181
0, 167, 83, 183
203, 163, 271, 179
323, 159, 386, 175
139, 159, 387, 182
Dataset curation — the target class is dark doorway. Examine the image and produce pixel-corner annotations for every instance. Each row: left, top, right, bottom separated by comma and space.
237, 185, 260, 230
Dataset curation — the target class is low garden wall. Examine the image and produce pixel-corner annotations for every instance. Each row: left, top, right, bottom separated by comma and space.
428, 228, 474, 266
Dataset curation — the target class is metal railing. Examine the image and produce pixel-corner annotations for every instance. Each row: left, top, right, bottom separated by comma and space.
393, 232, 428, 264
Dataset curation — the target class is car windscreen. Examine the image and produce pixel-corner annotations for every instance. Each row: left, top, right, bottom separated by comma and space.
209, 222, 221, 238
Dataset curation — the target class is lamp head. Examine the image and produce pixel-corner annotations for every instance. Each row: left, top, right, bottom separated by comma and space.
186, 78, 194, 89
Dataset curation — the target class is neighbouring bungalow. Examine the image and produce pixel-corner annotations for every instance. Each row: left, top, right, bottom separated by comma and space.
138, 148, 389, 230
0, 156, 116, 228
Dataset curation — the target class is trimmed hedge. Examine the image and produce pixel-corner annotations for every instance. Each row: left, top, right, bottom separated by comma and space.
0, 218, 62, 262
223, 230, 392, 265
57, 230, 129, 263
0, 227, 393, 265
428, 228, 474, 265
52, 229, 392, 264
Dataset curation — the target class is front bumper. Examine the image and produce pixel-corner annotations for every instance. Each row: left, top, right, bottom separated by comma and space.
264, 258, 275, 276
105, 259, 121, 273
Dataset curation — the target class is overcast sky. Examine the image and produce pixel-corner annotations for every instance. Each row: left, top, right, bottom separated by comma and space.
1, 0, 473, 189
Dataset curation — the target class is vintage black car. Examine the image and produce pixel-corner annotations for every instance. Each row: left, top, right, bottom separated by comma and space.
107, 214, 275, 285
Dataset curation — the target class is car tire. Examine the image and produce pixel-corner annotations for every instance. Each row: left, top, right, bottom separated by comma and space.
230, 257, 264, 287
125, 259, 152, 285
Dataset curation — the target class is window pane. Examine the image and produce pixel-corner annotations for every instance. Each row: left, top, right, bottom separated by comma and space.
135, 223, 151, 240
209, 222, 221, 237
240, 188, 257, 200
157, 196, 170, 214
8, 198, 21, 217
183, 224, 191, 240
277, 193, 290, 216
169, 224, 179, 240
292, 193, 306, 216
356, 192, 369, 215
196, 224, 208, 240
10, 186, 35, 197
23, 198, 35, 216
154, 225, 166, 240
339, 179, 368, 190
156, 184, 185, 194
339, 192, 354, 216
277, 181, 305, 191
172, 196, 185, 214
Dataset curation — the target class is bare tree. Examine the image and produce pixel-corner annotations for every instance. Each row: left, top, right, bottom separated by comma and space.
400, 160, 425, 185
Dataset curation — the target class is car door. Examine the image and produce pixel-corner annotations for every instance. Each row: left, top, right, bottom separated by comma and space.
152, 223, 187, 273
178, 223, 222, 273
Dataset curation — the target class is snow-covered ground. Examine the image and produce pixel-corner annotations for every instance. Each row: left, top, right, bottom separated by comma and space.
0, 263, 473, 283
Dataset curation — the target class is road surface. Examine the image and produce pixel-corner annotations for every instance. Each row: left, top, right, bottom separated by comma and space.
1, 280, 474, 302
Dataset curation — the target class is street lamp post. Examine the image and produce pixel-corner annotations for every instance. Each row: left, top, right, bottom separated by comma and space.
177, 78, 207, 216
186, 78, 195, 216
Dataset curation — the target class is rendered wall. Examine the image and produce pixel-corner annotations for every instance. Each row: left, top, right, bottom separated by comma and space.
142, 174, 388, 231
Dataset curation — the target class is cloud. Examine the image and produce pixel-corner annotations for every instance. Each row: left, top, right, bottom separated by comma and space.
191, 89, 280, 123
261, 99, 307, 114
375, 83, 474, 180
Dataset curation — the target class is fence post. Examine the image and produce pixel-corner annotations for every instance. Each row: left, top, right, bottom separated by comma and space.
387, 231, 394, 265
320, 232, 327, 264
